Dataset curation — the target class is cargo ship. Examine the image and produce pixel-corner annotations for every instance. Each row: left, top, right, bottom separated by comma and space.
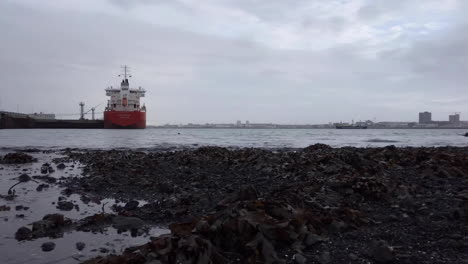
335, 121, 367, 129
104, 66, 146, 129
0, 111, 104, 129
336, 124, 367, 129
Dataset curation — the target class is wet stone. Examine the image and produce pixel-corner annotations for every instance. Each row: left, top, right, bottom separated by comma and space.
124, 200, 139, 211
41, 165, 49, 174
349, 253, 359, 261
304, 233, 324, 247
56, 201, 74, 211
41, 242, 56, 252
33, 175, 57, 183
36, 184, 49, 192
15, 227, 32, 240
112, 216, 144, 231
0, 205, 11, 211
76, 242, 86, 251
57, 146, 468, 264
294, 253, 307, 264
371, 240, 395, 263
18, 173, 32, 182
317, 251, 331, 264
1, 152, 36, 164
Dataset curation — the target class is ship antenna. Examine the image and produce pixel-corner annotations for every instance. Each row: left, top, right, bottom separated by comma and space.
118, 65, 132, 80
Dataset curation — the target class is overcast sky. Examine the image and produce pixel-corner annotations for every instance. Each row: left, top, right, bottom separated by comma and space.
1, 0, 467, 125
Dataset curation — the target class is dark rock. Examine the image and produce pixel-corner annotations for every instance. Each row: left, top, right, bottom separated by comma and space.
56, 163, 66, 170
22, 148, 41, 153
219, 185, 258, 206
317, 251, 331, 264
304, 233, 324, 247
0, 205, 11, 211
157, 182, 173, 194
304, 143, 332, 151
370, 240, 395, 263
349, 253, 359, 261
464, 132, 468, 137
1, 153, 36, 164
18, 173, 32, 182
124, 200, 139, 211
32, 175, 56, 183
76, 242, 86, 251
41, 242, 56, 252
237, 185, 258, 201
36, 184, 49, 192
56, 201, 74, 211
30, 214, 71, 239
60, 147, 468, 264
15, 205, 24, 211
15, 227, 32, 240
294, 253, 307, 264
43, 214, 67, 226
111, 216, 144, 231
40, 165, 49, 174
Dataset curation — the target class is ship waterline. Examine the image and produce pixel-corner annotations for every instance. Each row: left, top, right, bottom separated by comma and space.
104, 111, 146, 129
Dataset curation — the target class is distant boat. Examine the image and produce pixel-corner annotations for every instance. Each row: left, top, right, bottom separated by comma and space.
336, 124, 367, 129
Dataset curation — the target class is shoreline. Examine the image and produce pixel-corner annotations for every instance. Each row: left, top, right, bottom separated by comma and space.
1, 145, 467, 263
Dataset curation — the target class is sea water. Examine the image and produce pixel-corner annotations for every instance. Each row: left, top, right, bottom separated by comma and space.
0, 128, 467, 150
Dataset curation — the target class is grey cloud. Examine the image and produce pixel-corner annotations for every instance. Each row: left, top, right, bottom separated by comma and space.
0, 1, 467, 124
109, 0, 161, 8
357, 0, 418, 21
301, 16, 347, 33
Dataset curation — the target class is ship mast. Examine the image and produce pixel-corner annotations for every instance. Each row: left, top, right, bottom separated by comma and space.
118, 65, 132, 80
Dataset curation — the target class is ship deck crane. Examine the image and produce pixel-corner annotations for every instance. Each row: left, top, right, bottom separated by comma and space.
80, 103, 103, 120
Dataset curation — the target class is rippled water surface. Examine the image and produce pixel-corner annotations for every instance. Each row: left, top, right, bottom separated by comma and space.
0, 128, 467, 150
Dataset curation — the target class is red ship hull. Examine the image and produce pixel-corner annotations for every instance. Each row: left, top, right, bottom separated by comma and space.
104, 111, 146, 129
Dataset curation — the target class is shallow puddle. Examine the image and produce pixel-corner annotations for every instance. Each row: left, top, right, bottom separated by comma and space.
0, 151, 168, 264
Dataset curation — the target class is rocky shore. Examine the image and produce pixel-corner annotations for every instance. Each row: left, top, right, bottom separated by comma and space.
2, 145, 468, 263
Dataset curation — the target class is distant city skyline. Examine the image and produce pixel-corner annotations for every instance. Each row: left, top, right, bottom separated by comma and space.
155, 111, 467, 129
1, 0, 467, 125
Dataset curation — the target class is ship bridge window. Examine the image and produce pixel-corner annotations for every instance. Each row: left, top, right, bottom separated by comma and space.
134, 104, 137, 108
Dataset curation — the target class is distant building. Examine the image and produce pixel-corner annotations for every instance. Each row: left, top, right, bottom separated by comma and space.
449, 114, 460, 123
236, 120, 242, 127
375, 122, 411, 128
419, 112, 432, 124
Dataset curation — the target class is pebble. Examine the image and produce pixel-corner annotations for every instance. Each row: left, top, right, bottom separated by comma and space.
371, 240, 395, 263
41, 242, 56, 252
56, 201, 74, 211
73, 242, 86, 251
294, 253, 307, 264
15, 227, 32, 240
